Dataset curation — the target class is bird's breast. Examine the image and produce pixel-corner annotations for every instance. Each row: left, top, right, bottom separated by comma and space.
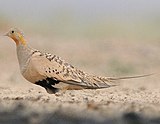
21, 60, 45, 83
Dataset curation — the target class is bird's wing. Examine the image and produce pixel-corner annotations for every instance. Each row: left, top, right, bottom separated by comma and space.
30, 52, 153, 89
29, 52, 118, 89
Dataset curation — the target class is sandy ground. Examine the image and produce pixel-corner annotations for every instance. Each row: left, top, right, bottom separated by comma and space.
0, 35, 160, 123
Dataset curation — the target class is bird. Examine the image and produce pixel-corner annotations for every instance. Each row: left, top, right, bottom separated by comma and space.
4, 28, 153, 94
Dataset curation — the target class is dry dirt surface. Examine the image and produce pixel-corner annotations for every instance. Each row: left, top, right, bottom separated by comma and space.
0, 36, 160, 124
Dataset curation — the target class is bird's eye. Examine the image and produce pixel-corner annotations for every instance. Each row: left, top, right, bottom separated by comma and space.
11, 30, 14, 33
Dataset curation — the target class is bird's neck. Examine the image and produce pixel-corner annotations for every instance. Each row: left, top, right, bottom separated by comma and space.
16, 43, 34, 74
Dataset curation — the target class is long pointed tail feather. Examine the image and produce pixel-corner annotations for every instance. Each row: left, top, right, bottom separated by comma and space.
104, 73, 155, 81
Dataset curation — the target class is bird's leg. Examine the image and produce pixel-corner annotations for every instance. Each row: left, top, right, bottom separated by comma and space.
35, 80, 59, 94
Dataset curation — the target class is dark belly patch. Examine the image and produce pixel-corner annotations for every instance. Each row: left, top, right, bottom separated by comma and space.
35, 78, 60, 94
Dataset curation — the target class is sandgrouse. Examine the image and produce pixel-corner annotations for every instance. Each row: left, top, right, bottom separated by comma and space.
4, 28, 152, 94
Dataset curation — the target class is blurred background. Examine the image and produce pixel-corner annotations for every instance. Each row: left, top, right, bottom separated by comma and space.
0, 0, 160, 85
0, 0, 160, 40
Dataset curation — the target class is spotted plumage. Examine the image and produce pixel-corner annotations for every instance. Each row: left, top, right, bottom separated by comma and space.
4, 28, 153, 94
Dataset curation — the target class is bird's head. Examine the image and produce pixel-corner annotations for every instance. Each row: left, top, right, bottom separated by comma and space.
5, 28, 26, 45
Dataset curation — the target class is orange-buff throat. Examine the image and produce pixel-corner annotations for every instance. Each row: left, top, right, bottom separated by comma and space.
11, 33, 26, 45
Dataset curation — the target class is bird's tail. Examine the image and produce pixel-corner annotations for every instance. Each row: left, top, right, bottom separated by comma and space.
89, 73, 155, 89
104, 73, 155, 81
